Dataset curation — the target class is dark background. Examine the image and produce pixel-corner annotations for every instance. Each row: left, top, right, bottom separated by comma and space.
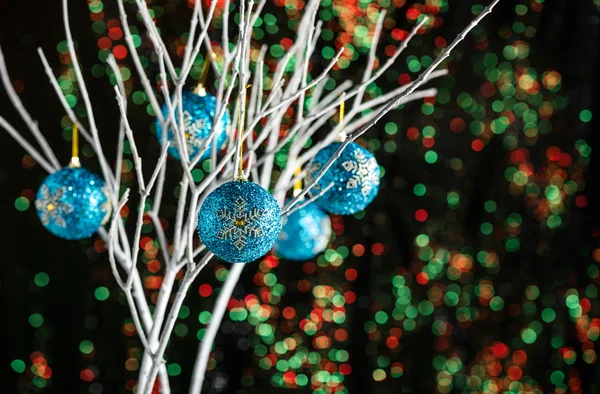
1, 0, 600, 393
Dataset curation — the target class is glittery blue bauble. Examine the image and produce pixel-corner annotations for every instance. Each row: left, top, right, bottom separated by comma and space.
156, 90, 230, 162
275, 201, 331, 261
35, 167, 111, 240
306, 142, 380, 215
198, 181, 282, 263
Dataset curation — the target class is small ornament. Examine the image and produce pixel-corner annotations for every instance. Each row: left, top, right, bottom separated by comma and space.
155, 90, 230, 162
198, 181, 282, 263
35, 167, 111, 240
275, 201, 331, 261
306, 141, 380, 215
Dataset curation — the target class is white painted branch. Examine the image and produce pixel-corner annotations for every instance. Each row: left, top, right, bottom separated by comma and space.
296, 86, 440, 167
0, 116, 56, 174
62, 0, 116, 194
353, 10, 386, 108
108, 190, 130, 289
37, 48, 94, 146
188, 262, 244, 394
283, 181, 333, 216
310, 17, 429, 116
0, 45, 61, 170
144, 253, 214, 394
180, 0, 203, 77
116, 0, 163, 122
284, 0, 501, 214
179, 0, 219, 84
134, 0, 178, 80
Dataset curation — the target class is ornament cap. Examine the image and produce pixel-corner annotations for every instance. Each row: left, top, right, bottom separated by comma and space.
69, 157, 81, 168
234, 173, 248, 182
193, 83, 207, 97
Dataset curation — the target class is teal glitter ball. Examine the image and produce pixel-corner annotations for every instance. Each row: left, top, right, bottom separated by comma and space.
275, 201, 331, 261
306, 142, 380, 215
198, 181, 282, 263
155, 90, 230, 162
35, 167, 111, 240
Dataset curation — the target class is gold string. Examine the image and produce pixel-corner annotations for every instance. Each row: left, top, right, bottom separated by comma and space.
69, 123, 81, 168
293, 166, 302, 196
194, 52, 217, 96
338, 93, 346, 141
235, 83, 252, 181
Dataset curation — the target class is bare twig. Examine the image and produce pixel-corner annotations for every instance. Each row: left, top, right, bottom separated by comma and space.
0, 46, 61, 170
0, 116, 56, 174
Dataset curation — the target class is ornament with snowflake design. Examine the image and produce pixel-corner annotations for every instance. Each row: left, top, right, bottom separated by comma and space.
155, 90, 230, 162
306, 141, 380, 215
35, 167, 111, 240
198, 180, 282, 263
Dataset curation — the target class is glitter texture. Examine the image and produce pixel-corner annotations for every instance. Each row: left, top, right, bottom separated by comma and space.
155, 90, 230, 162
35, 167, 111, 240
275, 201, 332, 261
306, 142, 380, 215
198, 180, 282, 263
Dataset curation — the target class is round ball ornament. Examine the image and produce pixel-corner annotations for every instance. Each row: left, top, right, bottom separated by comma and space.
156, 90, 230, 162
306, 141, 380, 215
35, 167, 111, 240
198, 180, 282, 263
275, 201, 331, 261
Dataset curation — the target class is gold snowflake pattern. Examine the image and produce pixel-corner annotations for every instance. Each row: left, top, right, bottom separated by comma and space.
306, 162, 323, 191
307, 149, 378, 197
170, 110, 208, 152
216, 196, 266, 250
342, 150, 379, 197
35, 185, 74, 228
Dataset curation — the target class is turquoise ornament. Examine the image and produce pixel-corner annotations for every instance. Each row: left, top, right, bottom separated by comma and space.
35, 167, 111, 240
198, 181, 282, 263
275, 201, 331, 261
306, 142, 380, 215
156, 90, 230, 162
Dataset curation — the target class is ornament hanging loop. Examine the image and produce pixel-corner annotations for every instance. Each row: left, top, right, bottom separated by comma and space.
69, 123, 81, 168
194, 52, 217, 97
338, 93, 347, 142
235, 83, 252, 182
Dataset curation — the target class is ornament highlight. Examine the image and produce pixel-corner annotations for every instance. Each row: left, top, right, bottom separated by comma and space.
198, 181, 282, 263
275, 202, 331, 261
35, 167, 111, 240
156, 90, 230, 162
306, 141, 380, 215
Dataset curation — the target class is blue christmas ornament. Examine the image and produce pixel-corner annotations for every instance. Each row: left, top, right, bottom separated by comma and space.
198, 181, 282, 263
156, 90, 230, 162
35, 167, 111, 240
275, 201, 331, 261
306, 141, 380, 215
